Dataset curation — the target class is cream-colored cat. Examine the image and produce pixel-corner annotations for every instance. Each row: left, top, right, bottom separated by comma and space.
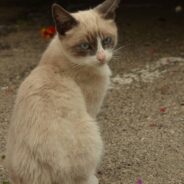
6, 0, 120, 183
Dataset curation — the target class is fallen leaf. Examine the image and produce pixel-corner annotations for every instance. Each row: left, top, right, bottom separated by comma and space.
160, 107, 166, 113
41, 26, 56, 39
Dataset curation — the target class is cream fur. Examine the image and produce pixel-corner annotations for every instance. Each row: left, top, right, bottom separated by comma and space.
6, 6, 118, 184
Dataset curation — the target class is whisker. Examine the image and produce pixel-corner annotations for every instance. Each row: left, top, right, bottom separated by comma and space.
114, 46, 125, 52
114, 43, 131, 53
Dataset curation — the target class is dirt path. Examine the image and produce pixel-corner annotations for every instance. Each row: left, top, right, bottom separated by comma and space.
0, 6, 184, 184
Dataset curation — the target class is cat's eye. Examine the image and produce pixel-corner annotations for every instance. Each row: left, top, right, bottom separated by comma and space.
80, 43, 90, 50
102, 37, 112, 46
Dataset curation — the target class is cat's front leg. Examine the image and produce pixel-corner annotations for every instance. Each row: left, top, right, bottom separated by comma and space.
88, 175, 99, 184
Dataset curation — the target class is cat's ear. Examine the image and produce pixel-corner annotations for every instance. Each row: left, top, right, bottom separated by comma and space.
52, 3, 79, 35
95, 0, 121, 19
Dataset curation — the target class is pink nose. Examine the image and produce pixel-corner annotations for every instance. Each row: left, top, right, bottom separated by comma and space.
97, 50, 106, 63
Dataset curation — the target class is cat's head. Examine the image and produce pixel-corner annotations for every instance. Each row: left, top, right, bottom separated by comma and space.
52, 0, 120, 67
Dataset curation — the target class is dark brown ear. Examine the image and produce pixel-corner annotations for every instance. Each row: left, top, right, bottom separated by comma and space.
95, 0, 121, 19
52, 3, 79, 35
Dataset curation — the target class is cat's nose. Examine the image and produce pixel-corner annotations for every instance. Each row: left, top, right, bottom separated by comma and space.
97, 50, 106, 64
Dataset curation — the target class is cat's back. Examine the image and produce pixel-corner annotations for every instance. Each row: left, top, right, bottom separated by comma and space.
17, 65, 84, 105
14, 65, 86, 115
7, 64, 89, 146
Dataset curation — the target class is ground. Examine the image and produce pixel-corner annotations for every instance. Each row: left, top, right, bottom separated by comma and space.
0, 5, 184, 184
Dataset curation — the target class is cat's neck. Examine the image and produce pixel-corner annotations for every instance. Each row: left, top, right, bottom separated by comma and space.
39, 35, 111, 81
39, 35, 69, 70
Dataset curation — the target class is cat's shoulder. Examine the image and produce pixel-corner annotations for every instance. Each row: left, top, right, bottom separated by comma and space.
18, 65, 80, 95
21, 65, 57, 86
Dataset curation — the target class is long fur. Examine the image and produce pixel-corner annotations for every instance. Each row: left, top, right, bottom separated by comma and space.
6, 3, 119, 184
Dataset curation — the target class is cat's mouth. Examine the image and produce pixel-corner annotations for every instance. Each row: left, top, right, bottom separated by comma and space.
98, 59, 106, 65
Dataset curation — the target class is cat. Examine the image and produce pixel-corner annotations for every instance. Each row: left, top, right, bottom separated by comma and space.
5, 0, 120, 183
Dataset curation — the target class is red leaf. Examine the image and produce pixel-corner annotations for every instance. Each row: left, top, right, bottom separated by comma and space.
160, 107, 166, 113
41, 26, 56, 39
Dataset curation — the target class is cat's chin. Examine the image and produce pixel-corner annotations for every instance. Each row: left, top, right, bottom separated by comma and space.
98, 61, 108, 66
67, 57, 102, 68
70, 60, 109, 68
69, 56, 112, 68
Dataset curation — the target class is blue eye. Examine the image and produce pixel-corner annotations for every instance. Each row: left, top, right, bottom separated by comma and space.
103, 37, 112, 45
80, 43, 90, 50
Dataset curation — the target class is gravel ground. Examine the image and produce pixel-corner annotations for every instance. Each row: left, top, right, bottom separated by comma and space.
0, 5, 184, 184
